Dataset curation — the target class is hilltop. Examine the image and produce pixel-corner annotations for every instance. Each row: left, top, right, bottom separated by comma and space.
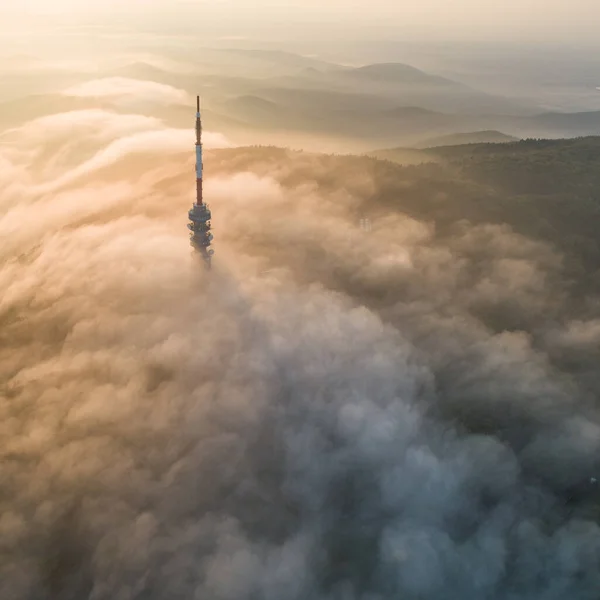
210, 137, 600, 284
416, 130, 519, 148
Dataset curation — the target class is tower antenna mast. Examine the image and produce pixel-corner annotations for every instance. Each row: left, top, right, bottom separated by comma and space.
187, 95, 214, 269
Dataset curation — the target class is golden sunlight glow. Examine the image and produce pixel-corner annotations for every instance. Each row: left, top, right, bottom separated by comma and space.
2, 0, 600, 44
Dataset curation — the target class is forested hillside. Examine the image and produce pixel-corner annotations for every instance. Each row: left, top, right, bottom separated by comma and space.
368, 136, 600, 283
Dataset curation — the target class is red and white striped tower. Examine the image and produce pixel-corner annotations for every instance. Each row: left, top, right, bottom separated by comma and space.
187, 96, 214, 268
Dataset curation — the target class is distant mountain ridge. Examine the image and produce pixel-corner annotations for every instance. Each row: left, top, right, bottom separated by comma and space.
417, 130, 519, 148
342, 63, 466, 89
11, 47, 600, 152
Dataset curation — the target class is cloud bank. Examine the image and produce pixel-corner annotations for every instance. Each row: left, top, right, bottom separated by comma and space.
2, 106, 600, 600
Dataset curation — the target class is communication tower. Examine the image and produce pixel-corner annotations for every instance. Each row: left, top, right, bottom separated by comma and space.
187, 96, 214, 269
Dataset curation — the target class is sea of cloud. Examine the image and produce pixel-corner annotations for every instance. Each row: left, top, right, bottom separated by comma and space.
2, 75, 600, 600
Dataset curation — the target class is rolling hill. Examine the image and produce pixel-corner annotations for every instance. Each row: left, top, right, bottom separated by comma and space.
7, 48, 600, 152
342, 62, 463, 86
370, 136, 600, 276
416, 130, 519, 148
209, 137, 600, 294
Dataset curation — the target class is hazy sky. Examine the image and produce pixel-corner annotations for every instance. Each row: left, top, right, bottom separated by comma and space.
3, 0, 600, 45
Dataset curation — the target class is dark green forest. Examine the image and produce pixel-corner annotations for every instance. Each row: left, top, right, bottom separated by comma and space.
426, 137, 600, 285
212, 137, 600, 292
